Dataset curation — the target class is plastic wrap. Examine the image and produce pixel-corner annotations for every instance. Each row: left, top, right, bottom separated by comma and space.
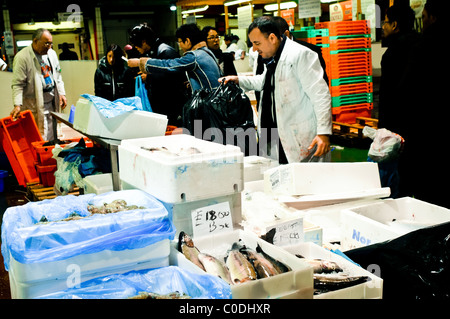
80, 94, 143, 118
1, 190, 175, 270
345, 221, 450, 299
36, 266, 231, 299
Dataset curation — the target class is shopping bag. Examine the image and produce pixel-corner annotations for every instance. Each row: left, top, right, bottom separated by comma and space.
135, 75, 152, 112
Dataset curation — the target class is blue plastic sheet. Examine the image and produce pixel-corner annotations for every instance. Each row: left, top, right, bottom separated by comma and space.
80, 94, 143, 118
1, 190, 175, 270
36, 266, 232, 299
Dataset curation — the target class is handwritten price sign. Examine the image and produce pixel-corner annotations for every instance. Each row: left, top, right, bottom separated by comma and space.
191, 202, 234, 238
269, 218, 303, 247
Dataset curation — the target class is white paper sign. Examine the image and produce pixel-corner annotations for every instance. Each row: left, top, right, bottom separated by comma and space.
191, 202, 234, 238
268, 218, 304, 246
298, 0, 321, 19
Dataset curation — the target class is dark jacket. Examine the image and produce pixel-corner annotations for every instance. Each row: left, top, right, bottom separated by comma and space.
144, 42, 221, 93
94, 57, 134, 101
145, 39, 189, 126
378, 31, 420, 137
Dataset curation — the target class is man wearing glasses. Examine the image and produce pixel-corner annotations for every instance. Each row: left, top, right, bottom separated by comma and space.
11, 28, 67, 141
202, 26, 237, 76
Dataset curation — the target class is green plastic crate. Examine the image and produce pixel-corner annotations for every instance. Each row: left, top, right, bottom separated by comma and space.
330, 48, 372, 55
292, 28, 329, 38
331, 76, 373, 87
332, 93, 373, 107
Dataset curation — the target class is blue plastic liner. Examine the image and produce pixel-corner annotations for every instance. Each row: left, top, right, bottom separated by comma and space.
80, 94, 143, 118
36, 266, 231, 299
1, 190, 176, 270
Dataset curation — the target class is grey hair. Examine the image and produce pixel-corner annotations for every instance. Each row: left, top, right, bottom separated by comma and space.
32, 28, 49, 41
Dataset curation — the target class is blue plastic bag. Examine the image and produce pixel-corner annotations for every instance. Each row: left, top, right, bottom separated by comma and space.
36, 266, 232, 299
1, 190, 175, 270
135, 75, 152, 112
80, 94, 143, 118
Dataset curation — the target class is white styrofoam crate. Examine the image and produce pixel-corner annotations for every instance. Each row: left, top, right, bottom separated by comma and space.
282, 242, 383, 299
244, 156, 278, 183
118, 134, 244, 203
264, 162, 381, 196
175, 229, 314, 299
73, 97, 168, 140
340, 197, 450, 251
83, 173, 114, 194
9, 240, 170, 299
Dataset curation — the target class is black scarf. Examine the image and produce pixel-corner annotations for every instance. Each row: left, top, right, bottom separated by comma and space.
259, 35, 288, 163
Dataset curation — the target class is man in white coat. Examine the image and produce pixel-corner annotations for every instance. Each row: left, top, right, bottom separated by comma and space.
10, 28, 67, 141
220, 16, 332, 163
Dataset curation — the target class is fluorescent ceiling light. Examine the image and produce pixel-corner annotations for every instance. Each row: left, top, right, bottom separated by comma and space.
265, 1, 298, 11
17, 40, 32, 47
181, 5, 209, 14
224, 0, 251, 6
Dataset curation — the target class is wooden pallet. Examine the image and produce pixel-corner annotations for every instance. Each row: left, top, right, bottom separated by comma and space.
26, 183, 81, 202
332, 117, 378, 138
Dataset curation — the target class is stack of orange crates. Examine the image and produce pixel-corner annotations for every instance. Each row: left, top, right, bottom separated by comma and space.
295, 21, 374, 123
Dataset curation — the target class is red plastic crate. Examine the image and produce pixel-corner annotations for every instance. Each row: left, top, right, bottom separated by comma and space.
332, 103, 373, 123
0, 111, 43, 186
32, 137, 94, 166
36, 163, 56, 187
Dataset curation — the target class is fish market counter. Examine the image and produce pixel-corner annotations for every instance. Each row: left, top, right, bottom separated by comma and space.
51, 111, 121, 191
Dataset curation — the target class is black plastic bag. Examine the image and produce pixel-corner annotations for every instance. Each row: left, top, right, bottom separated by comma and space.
345, 221, 450, 299
182, 81, 256, 155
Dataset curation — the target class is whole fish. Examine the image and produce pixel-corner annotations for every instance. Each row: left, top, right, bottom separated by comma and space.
178, 231, 205, 271
226, 243, 257, 284
198, 253, 233, 285
256, 244, 292, 274
314, 274, 369, 291
237, 243, 279, 279
296, 257, 343, 274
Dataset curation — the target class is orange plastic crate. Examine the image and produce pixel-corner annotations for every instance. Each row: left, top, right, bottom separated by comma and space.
315, 21, 370, 36
298, 37, 329, 46
0, 111, 43, 186
332, 103, 373, 123
330, 82, 373, 97
329, 37, 371, 50
32, 137, 94, 166
36, 163, 56, 187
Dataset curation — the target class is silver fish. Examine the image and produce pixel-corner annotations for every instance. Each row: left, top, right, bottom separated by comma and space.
313, 274, 370, 292
299, 258, 343, 274
198, 253, 233, 285
226, 243, 257, 284
178, 231, 205, 271
256, 243, 292, 273
238, 243, 279, 279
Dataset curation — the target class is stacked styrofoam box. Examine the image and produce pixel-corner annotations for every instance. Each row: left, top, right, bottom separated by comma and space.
174, 229, 314, 299
118, 134, 244, 238
283, 242, 383, 299
243, 156, 278, 183
340, 197, 450, 251
73, 97, 168, 140
2, 190, 174, 299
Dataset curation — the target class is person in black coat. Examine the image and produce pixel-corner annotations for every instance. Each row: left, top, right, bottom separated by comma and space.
202, 26, 237, 76
94, 44, 134, 101
378, 3, 420, 137
129, 23, 189, 126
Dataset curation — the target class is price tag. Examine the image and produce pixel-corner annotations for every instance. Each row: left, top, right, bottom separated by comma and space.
268, 218, 303, 247
191, 202, 234, 238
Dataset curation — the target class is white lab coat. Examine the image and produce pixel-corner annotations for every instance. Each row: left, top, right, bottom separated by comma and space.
239, 38, 332, 163
11, 45, 65, 136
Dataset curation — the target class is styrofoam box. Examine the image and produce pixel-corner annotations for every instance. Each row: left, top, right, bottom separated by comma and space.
83, 173, 114, 194
340, 197, 450, 251
175, 229, 314, 299
73, 97, 168, 140
241, 189, 323, 246
264, 162, 381, 196
9, 240, 170, 299
118, 134, 244, 203
282, 242, 383, 299
244, 156, 278, 183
